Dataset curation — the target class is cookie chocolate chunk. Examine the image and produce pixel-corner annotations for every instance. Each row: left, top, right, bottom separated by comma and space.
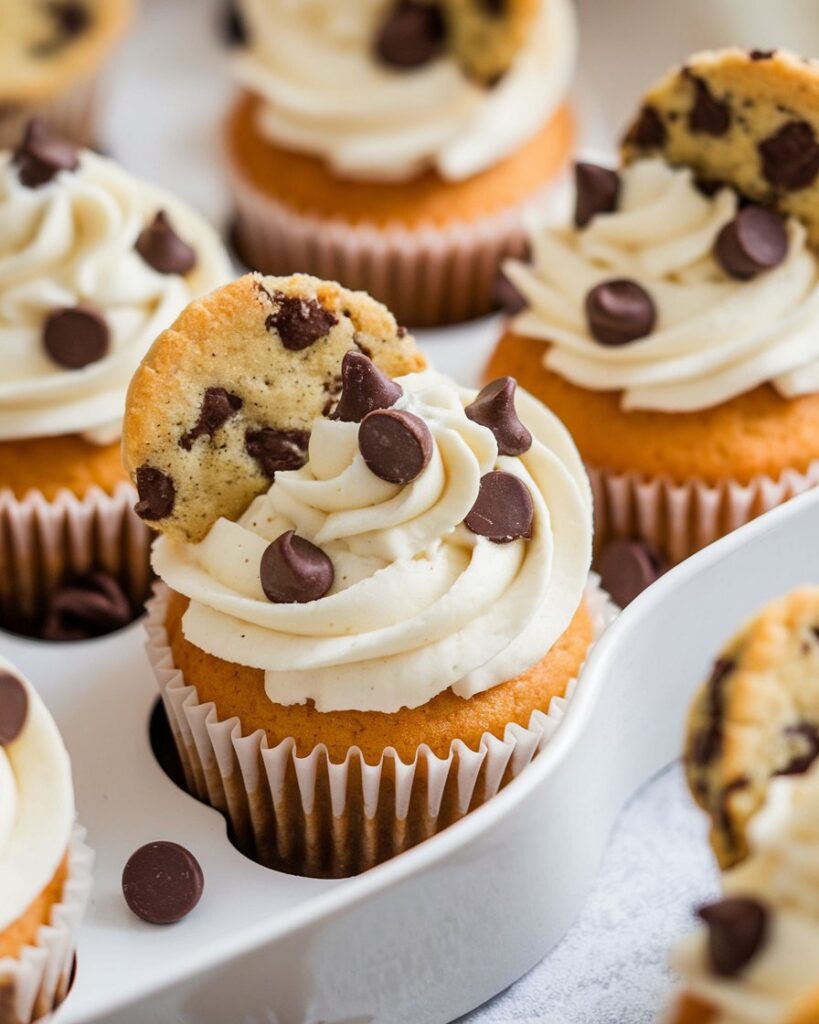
685, 587, 819, 868
443, 0, 538, 84
123, 273, 425, 543
622, 48, 819, 247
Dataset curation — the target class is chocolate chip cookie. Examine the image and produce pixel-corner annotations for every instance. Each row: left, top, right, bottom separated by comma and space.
622, 48, 819, 247
685, 587, 819, 868
123, 273, 425, 543
444, 0, 538, 83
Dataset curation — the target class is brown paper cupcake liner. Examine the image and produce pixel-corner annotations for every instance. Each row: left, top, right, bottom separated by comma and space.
146, 578, 615, 878
589, 460, 819, 565
228, 166, 566, 327
0, 78, 98, 151
0, 826, 94, 1024
0, 483, 152, 632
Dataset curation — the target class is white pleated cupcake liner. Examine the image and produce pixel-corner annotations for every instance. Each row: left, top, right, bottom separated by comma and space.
146, 576, 616, 878
0, 78, 98, 151
0, 826, 94, 1024
0, 483, 152, 631
228, 164, 566, 328
589, 460, 819, 566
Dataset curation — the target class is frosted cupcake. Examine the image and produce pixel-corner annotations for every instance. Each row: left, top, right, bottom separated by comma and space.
490, 48, 819, 565
225, 0, 577, 326
124, 273, 609, 876
0, 121, 231, 634
0, 658, 93, 1023
0, 0, 133, 149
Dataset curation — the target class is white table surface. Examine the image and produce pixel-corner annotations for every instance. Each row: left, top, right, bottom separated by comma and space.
91, 0, 801, 1018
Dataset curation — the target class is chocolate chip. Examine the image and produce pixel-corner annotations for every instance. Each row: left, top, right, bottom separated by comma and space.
331, 351, 403, 423
12, 120, 79, 188
776, 722, 819, 776
759, 121, 819, 190
717, 776, 750, 849
689, 658, 735, 767
465, 471, 534, 543
179, 388, 242, 451
375, 1, 446, 69
574, 162, 621, 228
358, 409, 432, 484
749, 49, 775, 61
245, 427, 310, 478
41, 571, 133, 641
714, 205, 788, 279
260, 530, 334, 604
624, 105, 666, 148
697, 897, 768, 978
595, 539, 667, 608
465, 377, 532, 456
585, 279, 656, 346
43, 305, 109, 369
0, 673, 28, 746
492, 269, 527, 315
122, 842, 204, 925
135, 466, 175, 521
47, 2, 91, 39
135, 211, 197, 276
220, 0, 246, 45
686, 74, 731, 136
695, 177, 727, 198
265, 293, 337, 351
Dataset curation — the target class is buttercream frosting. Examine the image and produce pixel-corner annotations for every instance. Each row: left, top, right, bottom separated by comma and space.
0, 148, 231, 444
507, 158, 819, 413
231, 0, 577, 183
153, 370, 592, 714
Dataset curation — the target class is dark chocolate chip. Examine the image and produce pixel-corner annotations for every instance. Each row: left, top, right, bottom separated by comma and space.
122, 842, 204, 925
41, 571, 133, 641
465, 471, 534, 543
135, 466, 175, 521
179, 388, 243, 451
221, 0, 246, 45
464, 377, 532, 456
759, 121, 819, 191
689, 658, 736, 767
749, 49, 775, 61
331, 351, 403, 423
714, 205, 788, 279
0, 673, 28, 746
624, 105, 667, 148
492, 268, 527, 315
697, 897, 768, 978
260, 530, 334, 604
135, 211, 197, 276
585, 279, 656, 346
695, 177, 727, 198
716, 776, 750, 850
358, 409, 432, 484
375, 1, 446, 69
776, 721, 819, 776
686, 73, 731, 136
265, 292, 337, 351
595, 539, 667, 608
43, 305, 109, 369
574, 162, 621, 228
245, 427, 310, 478
47, 2, 91, 39
12, 119, 79, 188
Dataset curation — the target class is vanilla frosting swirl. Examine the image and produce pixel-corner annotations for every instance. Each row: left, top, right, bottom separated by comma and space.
671, 767, 819, 1023
508, 159, 819, 413
153, 371, 591, 714
0, 658, 74, 935
0, 149, 231, 443
231, 0, 576, 183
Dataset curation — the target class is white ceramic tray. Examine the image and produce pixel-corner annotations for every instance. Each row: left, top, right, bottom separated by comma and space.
3, 480, 819, 1023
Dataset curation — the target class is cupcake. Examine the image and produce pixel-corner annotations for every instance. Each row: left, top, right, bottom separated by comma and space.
489, 48, 819, 567
0, 120, 232, 635
225, 0, 577, 326
124, 273, 609, 876
0, 657, 93, 1023
669, 761, 819, 1024
0, 0, 133, 149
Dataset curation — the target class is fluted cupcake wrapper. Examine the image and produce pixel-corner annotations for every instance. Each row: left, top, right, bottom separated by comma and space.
0, 78, 98, 151
146, 577, 616, 879
0, 484, 152, 632
228, 166, 566, 328
0, 826, 94, 1024
589, 461, 819, 566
